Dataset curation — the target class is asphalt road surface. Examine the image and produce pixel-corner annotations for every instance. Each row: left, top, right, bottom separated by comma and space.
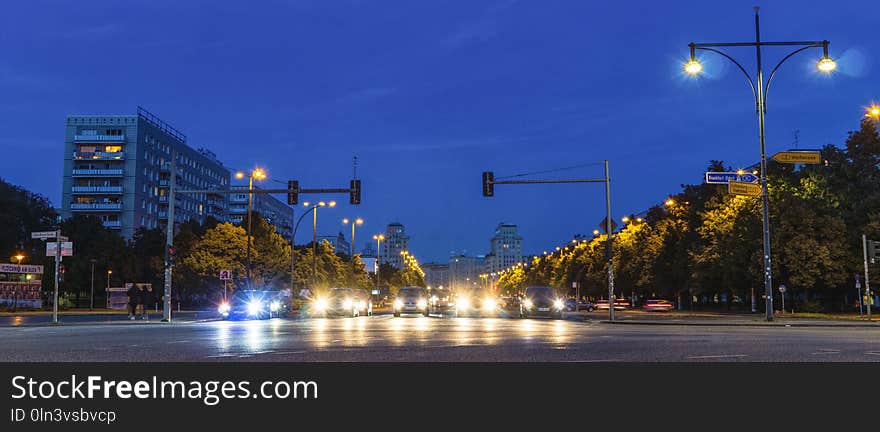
2, 314, 880, 361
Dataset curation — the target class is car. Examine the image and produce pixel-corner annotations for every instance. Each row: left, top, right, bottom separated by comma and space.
519, 286, 565, 319
428, 289, 457, 316
312, 288, 362, 317
217, 290, 273, 320
594, 299, 630, 311
352, 289, 373, 316
564, 298, 596, 312
393, 286, 429, 317
643, 299, 674, 312
455, 289, 502, 317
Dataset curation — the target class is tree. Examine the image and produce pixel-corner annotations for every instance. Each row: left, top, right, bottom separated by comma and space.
181, 222, 248, 298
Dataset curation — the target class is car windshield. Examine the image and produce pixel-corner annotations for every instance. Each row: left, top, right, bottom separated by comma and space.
230, 291, 263, 304
525, 286, 554, 299
398, 287, 425, 297
330, 289, 353, 298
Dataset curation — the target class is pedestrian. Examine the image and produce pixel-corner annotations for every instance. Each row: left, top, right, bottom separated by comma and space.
126, 284, 139, 320
137, 285, 151, 320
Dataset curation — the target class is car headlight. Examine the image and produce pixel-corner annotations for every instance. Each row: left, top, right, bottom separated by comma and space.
417, 299, 427, 309
314, 298, 328, 311
523, 299, 533, 309
269, 301, 280, 312
431, 295, 438, 302
247, 300, 263, 316
483, 298, 497, 311
553, 299, 564, 310
343, 299, 353, 309
218, 302, 230, 314
393, 299, 403, 309
457, 297, 470, 310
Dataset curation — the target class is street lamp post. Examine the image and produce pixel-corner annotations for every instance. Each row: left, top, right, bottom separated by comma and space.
106, 269, 112, 302
342, 218, 364, 257
684, 6, 836, 321
235, 169, 266, 289
373, 234, 385, 293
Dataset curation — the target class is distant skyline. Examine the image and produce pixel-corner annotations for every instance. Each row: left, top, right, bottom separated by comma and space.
1, 1, 877, 262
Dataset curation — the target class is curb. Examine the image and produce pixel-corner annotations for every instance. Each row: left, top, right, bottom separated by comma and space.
596, 319, 880, 328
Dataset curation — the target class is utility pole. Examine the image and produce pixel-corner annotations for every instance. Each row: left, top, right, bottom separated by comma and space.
163, 154, 176, 322
863, 235, 872, 321
89, 258, 96, 311
52, 229, 62, 324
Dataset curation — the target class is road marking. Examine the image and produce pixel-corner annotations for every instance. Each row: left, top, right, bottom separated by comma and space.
865, 351, 880, 356
686, 354, 748, 359
811, 349, 840, 355
167, 340, 190, 344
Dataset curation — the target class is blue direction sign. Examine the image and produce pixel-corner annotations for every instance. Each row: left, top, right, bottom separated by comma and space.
705, 172, 758, 184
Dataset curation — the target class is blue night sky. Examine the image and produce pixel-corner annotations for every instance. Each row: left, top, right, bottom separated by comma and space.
1, 0, 877, 263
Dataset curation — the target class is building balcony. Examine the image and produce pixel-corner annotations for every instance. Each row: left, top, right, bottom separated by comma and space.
74, 134, 126, 142
71, 169, 124, 177
158, 196, 168, 203
71, 186, 123, 194
159, 180, 169, 187
158, 211, 167, 219
102, 220, 122, 229
74, 151, 125, 160
70, 203, 122, 211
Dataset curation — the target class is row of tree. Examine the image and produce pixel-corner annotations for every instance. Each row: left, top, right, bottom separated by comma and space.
498, 119, 880, 312
0, 180, 425, 308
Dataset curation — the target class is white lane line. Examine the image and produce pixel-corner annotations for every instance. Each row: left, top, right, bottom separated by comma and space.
865, 351, 880, 356
811, 349, 840, 355
167, 340, 190, 344
686, 354, 748, 359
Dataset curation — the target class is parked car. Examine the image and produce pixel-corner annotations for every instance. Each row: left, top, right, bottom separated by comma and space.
519, 286, 565, 319
594, 299, 630, 311
564, 298, 596, 312
393, 286, 429, 317
643, 299, 674, 312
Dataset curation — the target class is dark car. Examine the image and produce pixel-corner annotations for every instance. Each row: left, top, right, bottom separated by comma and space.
352, 289, 373, 316
520, 286, 565, 319
313, 288, 361, 317
565, 298, 595, 312
428, 288, 457, 316
393, 286, 429, 317
455, 289, 501, 317
218, 290, 272, 320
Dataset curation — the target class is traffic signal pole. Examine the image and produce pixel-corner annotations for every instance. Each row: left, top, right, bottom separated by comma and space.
162, 155, 176, 322
481, 161, 615, 320
863, 234, 872, 321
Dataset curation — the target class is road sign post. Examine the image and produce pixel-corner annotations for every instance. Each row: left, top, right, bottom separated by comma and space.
778, 284, 786, 314
856, 275, 863, 317
219, 269, 232, 300
53, 229, 61, 324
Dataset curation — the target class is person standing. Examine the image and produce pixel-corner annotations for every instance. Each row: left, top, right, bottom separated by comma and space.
137, 285, 151, 320
126, 284, 139, 320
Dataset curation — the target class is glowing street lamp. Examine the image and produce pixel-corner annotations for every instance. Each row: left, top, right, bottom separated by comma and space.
235, 168, 267, 288
684, 7, 836, 321
342, 218, 364, 256
867, 105, 880, 119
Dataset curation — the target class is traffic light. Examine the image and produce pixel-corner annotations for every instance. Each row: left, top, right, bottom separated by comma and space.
870, 240, 880, 264
287, 180, 299, 205
168, 245, 177, 265
350, 179, 361, 205
482, 172, 494, 197
58, 263, 66, 282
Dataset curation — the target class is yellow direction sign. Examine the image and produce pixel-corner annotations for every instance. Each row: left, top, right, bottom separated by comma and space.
772, 151, 821, 164
728, 180, 761, 197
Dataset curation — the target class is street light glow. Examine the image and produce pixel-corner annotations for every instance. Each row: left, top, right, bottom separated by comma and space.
665, 199, 675, 207
252, 168, 266, 180
867, 105, 880, 118
816, 56, 836, 73
235, 172, 244, 179
684, 59, 703, 75
328, 201, 336, 207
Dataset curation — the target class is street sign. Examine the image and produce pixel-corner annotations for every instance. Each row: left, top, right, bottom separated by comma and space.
572, 282, 578, 288
31, 231, 57, 240
219, 269, 232, 281
778, 284, 786, 293
46, 242, 73, 257
728, 180, 762, 197
772, 151, 821, 164
705, 172, 759, 184
598, 217, 618, 234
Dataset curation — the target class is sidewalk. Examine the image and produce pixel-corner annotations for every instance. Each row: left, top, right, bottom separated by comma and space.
574, 309, 880, 327
0, 309, 215, 327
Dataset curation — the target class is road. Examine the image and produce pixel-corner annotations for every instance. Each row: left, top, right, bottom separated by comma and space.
3, 313, 880, 361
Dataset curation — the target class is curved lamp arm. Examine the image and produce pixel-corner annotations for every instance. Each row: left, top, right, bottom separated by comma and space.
292, 205, 319, 245
696, 47, 759, 112
763, 44, 823, 112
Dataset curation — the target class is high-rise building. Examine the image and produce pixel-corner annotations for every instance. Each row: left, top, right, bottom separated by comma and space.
485, 223, 523, 274
422, 263, 450, 289
61, 107, 230, 239
317, 232, 350, 255
228, 185, 294, 240
381, 222, 409, 269
449, 254, 485, 291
